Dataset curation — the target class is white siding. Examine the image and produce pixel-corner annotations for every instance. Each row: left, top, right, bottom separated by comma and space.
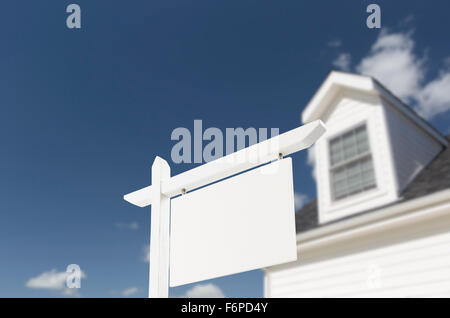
382, 100, 443, 193
315, 90, 398, 223
266, 207, 450, 297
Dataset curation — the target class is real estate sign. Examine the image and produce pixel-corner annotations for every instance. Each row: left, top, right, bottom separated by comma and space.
169, 158, 297, 287
124, 120, 325, 297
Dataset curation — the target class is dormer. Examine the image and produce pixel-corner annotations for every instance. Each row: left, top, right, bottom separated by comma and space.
302, 71, 448, 224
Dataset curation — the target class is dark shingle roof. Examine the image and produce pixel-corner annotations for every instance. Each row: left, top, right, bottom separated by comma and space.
295, 140, 450, 234
295, 199, 318, 233
402, 141, 450, 200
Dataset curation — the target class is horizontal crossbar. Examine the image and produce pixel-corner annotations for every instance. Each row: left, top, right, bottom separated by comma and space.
124, 120, 326, 207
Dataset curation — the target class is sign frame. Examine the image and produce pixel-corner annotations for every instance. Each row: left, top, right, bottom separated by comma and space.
123, 120, 326, 297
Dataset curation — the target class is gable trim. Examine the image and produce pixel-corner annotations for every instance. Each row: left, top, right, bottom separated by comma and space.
302, 71, 448, 147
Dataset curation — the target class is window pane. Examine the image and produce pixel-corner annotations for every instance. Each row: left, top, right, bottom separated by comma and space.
333, 180, 347, 199
356, 127, 369, 154
342, 131, 357, 160
361, 156, 372, 171
330, 152, 342, 166
330, 124, 370, 168
333, 167, 346, 181
346, 161, 361, 177
329, 124, 375, 200
330, 138, 342, 166
361, 169, 375, 189
331, 155, 376, 200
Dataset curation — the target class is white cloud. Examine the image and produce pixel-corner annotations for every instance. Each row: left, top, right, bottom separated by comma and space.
294, 192, 309, 212
327, 39, 342, 48
444, 57, 450, 68
26, 269, 86, 297
306, 144, 316, 180
356, 30, 424, 103
340, 29, 450, 120
333, 53, 351, 72
115, 221, 139, 230
399, 14, 414, 27
183, 283, 225, 298
416, 71, 450, 119
142, 244, 150, 263
122, 287, 139, 297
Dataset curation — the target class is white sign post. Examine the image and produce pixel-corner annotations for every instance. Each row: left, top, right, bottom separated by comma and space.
148, 157, 171, 298
124, 120, 326, 298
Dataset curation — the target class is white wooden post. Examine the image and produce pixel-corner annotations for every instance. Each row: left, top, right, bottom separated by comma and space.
148, 156, 171, 298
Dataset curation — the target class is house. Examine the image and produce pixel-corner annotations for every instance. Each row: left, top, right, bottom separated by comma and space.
264, 71, 450, 297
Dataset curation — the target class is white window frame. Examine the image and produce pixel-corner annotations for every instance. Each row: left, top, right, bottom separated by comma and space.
328, 122, 377, 201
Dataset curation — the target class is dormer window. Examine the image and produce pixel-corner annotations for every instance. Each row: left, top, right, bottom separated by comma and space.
329, 124, 376, 201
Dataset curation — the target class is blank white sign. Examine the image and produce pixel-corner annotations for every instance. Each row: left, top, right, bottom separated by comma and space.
169, 158, 297, 287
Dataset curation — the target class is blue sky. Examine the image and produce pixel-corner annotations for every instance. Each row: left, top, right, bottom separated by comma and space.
1, 1, 450, 297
